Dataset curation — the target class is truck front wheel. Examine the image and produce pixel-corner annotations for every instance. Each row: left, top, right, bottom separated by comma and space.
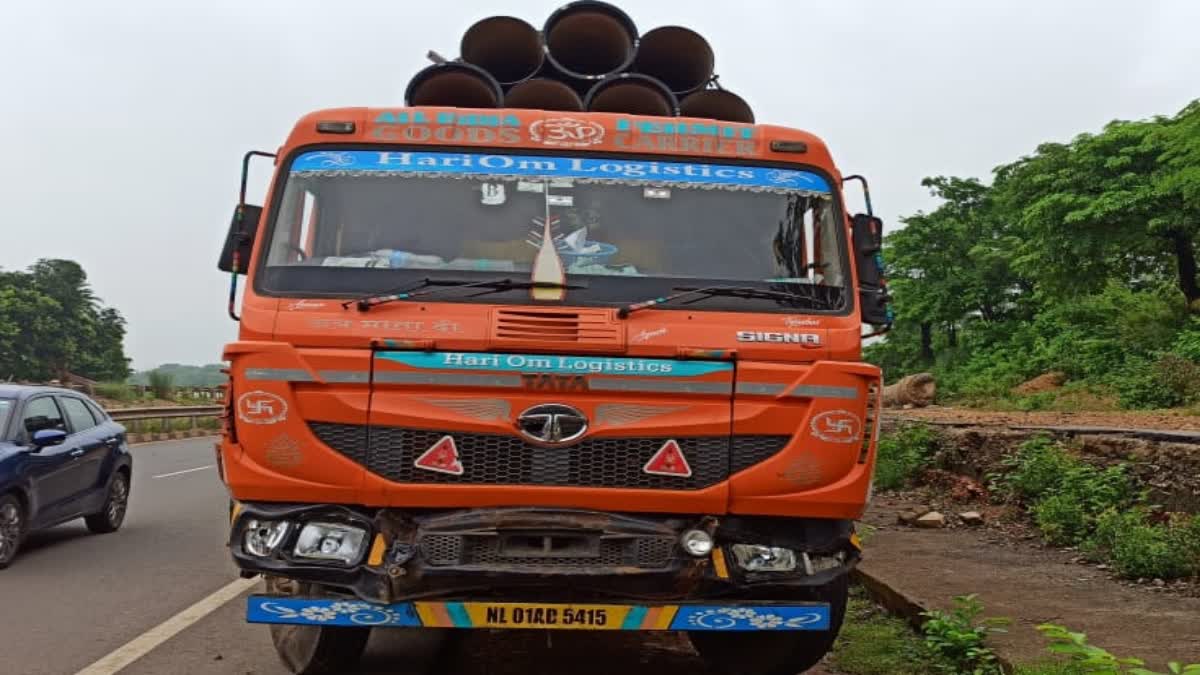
688, 575, 849, 675
267, 580, 371, 675
270, 623, 371, 675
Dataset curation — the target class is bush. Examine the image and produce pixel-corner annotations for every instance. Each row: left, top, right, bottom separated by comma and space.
992, 436, 1074, 503
920, 594, 1008, 675
1086, 510, 1200, 580
1113, 515, 1200, 581
874, 424, 938, 491
147, 369, 174, 400
1155, 353, 1200, 405
1033, 464, 1140, 546
94, 382, 135, 402
1116, 357, 1183, 409
1172, 317, 1200, 362
1033, 494, 1091, 546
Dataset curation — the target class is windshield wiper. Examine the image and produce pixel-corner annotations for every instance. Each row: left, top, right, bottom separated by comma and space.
617, 285, 837, 318
346, 277, 586, 312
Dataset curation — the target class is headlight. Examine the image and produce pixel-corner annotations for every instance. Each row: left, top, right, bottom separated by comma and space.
243, 519, 291, 557
293, 522, 368, 565
730, 544, 798, 572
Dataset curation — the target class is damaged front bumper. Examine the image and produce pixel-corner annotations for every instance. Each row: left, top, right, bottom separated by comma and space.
246, 596, 834, 631
230, 502, 861, 608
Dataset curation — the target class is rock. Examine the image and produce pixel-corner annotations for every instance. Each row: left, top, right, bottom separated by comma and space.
1153, 579, 1166, 587
959, 511, 985, 526
915, 512, 947, 529
1096, 564, 1109, 570
897, 505, 932, 526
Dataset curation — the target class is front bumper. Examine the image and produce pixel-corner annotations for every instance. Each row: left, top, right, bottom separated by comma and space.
246, 596, 832, 631
230, 502, 860, 604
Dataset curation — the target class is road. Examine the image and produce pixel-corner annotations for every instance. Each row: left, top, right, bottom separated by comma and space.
0, 438, 769, 675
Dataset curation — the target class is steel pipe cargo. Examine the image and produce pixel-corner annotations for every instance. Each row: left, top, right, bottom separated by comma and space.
461, 16, 544, 86
543, 1, 639, 81
585, 73, 678, 116
405, 62, 504, 108
679, 88, 755, 123
504, 78, 585, 111
633, 26, 714, 95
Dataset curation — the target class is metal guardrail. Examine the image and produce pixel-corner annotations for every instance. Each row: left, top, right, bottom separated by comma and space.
108, 405, 223, 434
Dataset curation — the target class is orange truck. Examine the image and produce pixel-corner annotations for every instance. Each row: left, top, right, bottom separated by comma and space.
216, 105, 890, 674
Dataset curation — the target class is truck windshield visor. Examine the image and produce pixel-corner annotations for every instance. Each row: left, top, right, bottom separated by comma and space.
259, 150, 848, 313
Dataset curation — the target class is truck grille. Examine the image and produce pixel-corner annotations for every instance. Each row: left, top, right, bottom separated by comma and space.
419, 533, 677, 569
308, 423, 788, 490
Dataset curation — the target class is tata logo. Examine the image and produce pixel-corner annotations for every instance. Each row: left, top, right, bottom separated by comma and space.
736, 331, 822, 346
529, 118, 605, 147
810, 410, 862, 444
516, 404, 589, 447
521, 373, 588, 392
237, 391, 288, 425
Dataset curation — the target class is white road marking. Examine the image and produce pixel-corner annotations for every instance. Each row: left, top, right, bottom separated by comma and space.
73, 577, 258, 675
152, 465, 214, 479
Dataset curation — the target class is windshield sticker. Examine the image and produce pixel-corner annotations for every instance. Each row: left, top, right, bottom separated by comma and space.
379, 352, 732, 377
480, 183, 506, 205
291, 151, 831, 194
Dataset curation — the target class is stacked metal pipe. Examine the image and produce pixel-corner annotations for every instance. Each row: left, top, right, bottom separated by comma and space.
404, 1, 754, 123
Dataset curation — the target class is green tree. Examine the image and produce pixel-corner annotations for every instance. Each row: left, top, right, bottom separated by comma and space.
0, 259, 130, 382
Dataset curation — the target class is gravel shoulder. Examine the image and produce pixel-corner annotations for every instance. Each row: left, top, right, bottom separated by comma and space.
858, 497, 1200, 668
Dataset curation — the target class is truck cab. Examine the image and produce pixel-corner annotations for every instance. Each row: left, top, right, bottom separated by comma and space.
218, 106, 887, 675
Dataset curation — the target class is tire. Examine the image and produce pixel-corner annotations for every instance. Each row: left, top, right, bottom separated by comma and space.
267, 580, 372, 675
0, 494, 26, 569
689, 575, 849, 675
85, 470, 130, 534
270, 623, 371, 675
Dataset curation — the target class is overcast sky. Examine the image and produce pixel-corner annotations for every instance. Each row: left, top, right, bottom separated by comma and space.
2, 1, 1199, 370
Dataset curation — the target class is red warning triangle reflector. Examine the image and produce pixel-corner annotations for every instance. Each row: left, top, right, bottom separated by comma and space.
413, 436, 464, 475
643, 440, 693, 477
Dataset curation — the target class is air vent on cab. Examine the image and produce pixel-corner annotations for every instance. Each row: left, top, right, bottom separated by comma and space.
491, 308, 623, 351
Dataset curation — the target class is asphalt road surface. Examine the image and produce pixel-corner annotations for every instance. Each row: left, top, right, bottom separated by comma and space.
2, 438, 829, 675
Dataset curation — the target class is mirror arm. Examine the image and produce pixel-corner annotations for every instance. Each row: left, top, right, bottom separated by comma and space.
228, 151, 277, 322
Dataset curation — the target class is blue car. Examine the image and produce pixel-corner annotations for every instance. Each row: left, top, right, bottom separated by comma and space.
0, 385, 133, 568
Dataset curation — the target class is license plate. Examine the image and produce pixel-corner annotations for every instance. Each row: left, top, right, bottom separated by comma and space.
247, 596, 831, 632
435, 602, 628, 630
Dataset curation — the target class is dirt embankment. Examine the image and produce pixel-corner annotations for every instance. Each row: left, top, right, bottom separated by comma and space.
884, 414, 1200, 513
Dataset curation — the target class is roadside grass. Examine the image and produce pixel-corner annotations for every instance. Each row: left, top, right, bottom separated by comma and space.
830, 588, 940, 675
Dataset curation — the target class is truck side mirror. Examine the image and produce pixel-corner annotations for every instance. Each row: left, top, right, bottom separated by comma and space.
218, 204, 263, 274
851, 213, 891, 326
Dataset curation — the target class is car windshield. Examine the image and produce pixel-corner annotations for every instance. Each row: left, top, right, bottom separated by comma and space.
258, 150, 848, 313
0, 400, 12, 436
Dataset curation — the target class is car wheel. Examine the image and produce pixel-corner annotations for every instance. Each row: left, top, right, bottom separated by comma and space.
688, 575, 849, 675
0, 494, 26, 569
85, 470, 130, 534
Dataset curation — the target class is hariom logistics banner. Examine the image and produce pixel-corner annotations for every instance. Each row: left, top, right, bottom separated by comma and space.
291, 150, 831, 193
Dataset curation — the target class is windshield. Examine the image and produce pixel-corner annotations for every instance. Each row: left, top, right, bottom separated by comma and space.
259, 150, 848, 313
